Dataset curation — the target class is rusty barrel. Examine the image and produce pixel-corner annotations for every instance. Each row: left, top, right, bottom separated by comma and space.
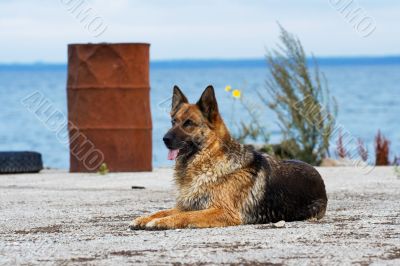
67, 43, 152, 172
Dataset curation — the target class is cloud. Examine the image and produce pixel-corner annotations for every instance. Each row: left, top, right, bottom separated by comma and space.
0, 0, 399, 62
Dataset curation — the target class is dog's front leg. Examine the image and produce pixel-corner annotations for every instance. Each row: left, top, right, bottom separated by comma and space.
130, 208, 180, 230
145, 208, 241, 230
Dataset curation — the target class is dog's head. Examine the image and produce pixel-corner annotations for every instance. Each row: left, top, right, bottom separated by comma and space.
163, 85, 230, 160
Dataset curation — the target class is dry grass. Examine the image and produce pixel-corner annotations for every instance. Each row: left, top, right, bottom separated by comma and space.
375, 130, 390, 166
336, 129, 347, 159
357, 138, 368, 162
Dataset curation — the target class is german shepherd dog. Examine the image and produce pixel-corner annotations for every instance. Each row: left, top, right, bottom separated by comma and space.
130, 85, 327, 230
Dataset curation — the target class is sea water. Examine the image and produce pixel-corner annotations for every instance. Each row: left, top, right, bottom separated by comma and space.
1, 59, 399, 169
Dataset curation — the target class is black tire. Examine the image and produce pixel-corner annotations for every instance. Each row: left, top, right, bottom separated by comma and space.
0, 152, 43, 174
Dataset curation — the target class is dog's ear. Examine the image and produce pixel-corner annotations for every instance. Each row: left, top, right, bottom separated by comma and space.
196, 85, 219, 123
171, 85, 188, 112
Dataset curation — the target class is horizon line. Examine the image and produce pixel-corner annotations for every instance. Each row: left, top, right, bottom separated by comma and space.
1, 55, 400, 69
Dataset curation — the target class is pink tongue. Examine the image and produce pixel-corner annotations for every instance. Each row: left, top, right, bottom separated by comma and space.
168, 149, 179, 160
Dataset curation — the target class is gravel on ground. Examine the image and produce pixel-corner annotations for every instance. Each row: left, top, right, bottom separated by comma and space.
0, 166, 399, 265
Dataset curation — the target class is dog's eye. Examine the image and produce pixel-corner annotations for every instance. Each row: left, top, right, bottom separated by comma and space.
171, 119, 177, 126
183, 119, 195, 127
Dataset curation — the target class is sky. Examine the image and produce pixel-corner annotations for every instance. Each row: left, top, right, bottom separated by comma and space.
0, 0, 399, 63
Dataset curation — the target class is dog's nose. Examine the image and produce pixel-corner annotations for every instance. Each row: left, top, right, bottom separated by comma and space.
163, 135, 172, 146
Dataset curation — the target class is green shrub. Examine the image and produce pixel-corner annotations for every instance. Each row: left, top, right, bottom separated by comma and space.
98, 163, 109, 175
234, 98, 270, 144
260, 25, 337, 165
223, 86, 270, 144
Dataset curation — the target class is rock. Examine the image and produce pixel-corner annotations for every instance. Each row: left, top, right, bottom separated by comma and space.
320, 158, 366, 167
320, 158, 340, 166
273, 220, 285, 228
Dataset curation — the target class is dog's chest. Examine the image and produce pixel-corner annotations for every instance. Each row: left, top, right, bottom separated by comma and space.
174, 153, 241, 211
176, 189, 210, 211
175, 170, 217, 211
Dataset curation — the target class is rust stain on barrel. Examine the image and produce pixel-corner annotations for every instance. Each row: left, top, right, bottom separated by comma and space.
67, 43, 152, 172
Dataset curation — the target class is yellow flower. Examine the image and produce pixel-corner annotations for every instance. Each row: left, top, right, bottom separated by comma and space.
232, 89, 241, 99
225, 85, 232, 92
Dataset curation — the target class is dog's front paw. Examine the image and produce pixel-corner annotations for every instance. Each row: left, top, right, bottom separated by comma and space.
129, 216, 154, 230
145, 218, 174, 230
145, 218, 164, 230
145, 217, 189, 230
